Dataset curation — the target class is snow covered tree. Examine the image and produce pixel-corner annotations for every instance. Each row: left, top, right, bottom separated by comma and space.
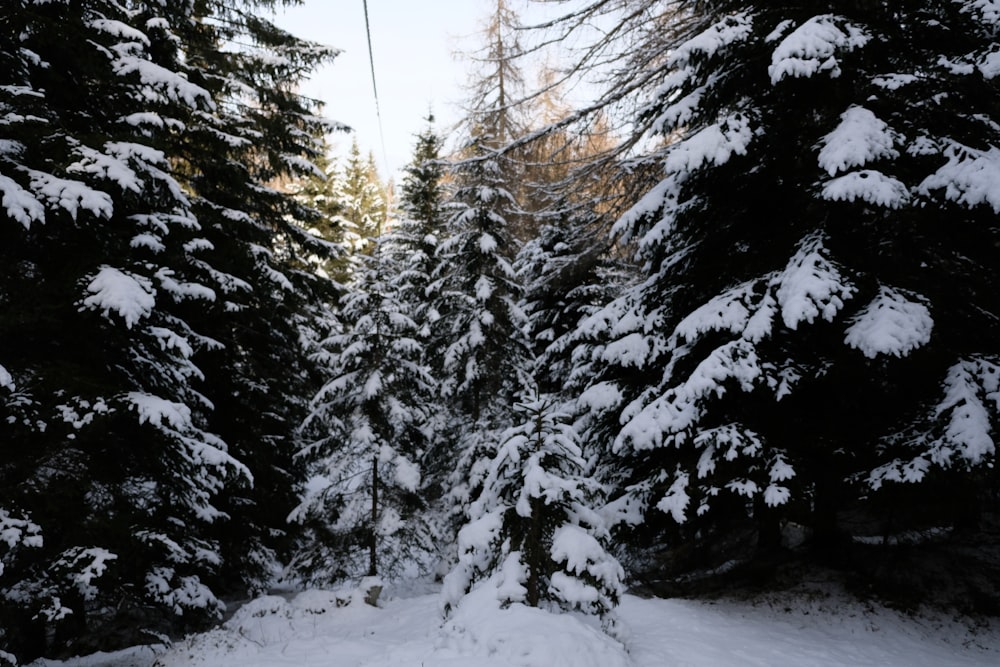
424, 143, 532, 559
566, 0, 1000, 575
389, 114, 448, 325
338, 138, 388, 253
285, 147, 357, 283
515, 213, 628, 396
434, 147, 530, 422
289, 241, 436, 584
0, 0, 337, 659
443, 390, 623, 630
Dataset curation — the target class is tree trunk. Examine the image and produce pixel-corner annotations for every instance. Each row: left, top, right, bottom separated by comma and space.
369, 455, 378, 577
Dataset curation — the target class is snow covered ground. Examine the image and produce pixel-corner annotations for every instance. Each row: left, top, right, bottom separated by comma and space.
28, 578, 1000, 667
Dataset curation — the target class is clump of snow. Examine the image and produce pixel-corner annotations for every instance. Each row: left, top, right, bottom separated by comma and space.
663, 111, 754, 175
979, 50, 1000, 78
844, 286, 933, 358
145, 567, 222, 617
769, 15, 870, 83
870, 357, 999, 489
28, 170, 113, 221
577, 381, 623, 412
930, 358, 999, 466
655, 472, 691, 522
775, 232, 855, 330
822, 170, 911, 208
918, 143, 1000, 213
961, 0, 1000, 25
817, 106, 901, 176
667, 10, 755, 66
81, 266, 156, 328
0, 173, 45, 228
393, 454, 421, 492
0, 363, 13, 391
0, 509, 43, 576
872, 73, 920, 90
674, 279, 756, 343
616, 339, 763, 453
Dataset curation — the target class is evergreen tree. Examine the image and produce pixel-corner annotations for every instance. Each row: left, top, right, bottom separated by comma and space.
0, 1, 336, 659
442, 389, 623, 630
390, 114, 448, 323
289, 241, 436, 584
420, 143, 532, 566
570, 1, 1000, 578
286, 147, 357, 283
339, 139, 388, 252
515, 213, 627, 396
434, 144, 529, 418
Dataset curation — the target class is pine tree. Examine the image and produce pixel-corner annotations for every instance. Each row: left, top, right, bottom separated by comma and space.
570, 1, 1000, 577
289, 241, 436, 584
424, 143, 532, 565
435, 144, 530, 418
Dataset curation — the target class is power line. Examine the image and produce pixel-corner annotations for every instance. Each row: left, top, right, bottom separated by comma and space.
361, 0, 391, 176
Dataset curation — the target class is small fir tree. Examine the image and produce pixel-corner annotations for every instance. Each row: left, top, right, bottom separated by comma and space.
442, 389, 623, 630
290, 241, 436, 583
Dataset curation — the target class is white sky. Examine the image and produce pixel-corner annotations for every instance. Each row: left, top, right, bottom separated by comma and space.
271, 1, 492, 179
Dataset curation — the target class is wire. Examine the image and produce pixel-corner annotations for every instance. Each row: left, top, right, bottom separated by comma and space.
362, 0, 391, 176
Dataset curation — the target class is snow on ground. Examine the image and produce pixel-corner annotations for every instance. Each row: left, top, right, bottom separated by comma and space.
28, 579, 1000, 667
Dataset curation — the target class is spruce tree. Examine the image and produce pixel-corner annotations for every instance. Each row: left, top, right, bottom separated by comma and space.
442, 389, 623, 631
290, 241, 436, 584
390, 114, 448, 326
0, 0, 336, 659
572, 1, 1000, 578
339, 139, 388, 253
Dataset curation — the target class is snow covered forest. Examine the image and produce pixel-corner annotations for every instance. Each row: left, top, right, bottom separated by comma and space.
3, 0, 1000, 664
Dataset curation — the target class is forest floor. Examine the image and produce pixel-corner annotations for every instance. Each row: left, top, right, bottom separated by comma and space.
26, 571, 1000, 667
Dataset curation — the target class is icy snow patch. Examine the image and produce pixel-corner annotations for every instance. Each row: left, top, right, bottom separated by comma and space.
817, 106, 900, 176
81, 266, 155, 328
769, 15, 870, 83
844, 286, 933, 358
